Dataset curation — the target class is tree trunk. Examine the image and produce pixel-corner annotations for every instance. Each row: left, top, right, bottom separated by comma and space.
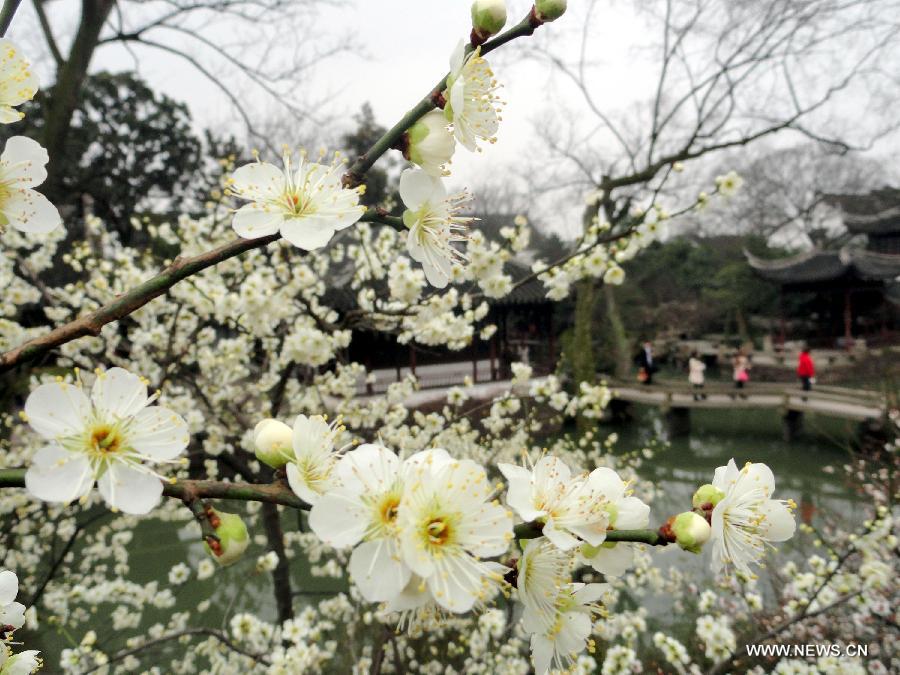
261, 503, 294, 624
603, 284, 631, 378
571, 279, 596, 386
42, 0, 115, 200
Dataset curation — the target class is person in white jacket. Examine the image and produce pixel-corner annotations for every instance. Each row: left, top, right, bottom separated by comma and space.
688, 351, 706, 401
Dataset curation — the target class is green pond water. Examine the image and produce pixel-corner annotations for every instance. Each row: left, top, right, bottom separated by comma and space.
26, 406, 863, 671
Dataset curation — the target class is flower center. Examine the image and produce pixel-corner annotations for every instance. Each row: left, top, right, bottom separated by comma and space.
89, 424, 124, 455
378, 495, 400, 526
283, 190, 310, 217
426, 517, 452, 546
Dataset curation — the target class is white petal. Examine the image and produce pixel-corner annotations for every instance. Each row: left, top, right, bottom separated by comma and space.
128, 406, 189, 460
286, 461, 325, 506
97, 464, 163, 515
0, 136, 48, 187
587, 467, 626, 500
614, 496, 650, 530
91, 367, 149, 420
449, 39, 466, 77
336, 444, 401, 495
398, 168, 442, 211
574, 582, 611, 604
585, 543, 635, 577
24, 381, 90, 439
230, 161, 285, 201
0, 601, 25, 629
457, 500, 512, 557
420, 255, 451, 289
530, 634, 554, 675
499, 464, 544, 522
292, 414, 331, 457
402, 448, 452, 479
0, 570, 17, 605
349, 538, 410, 602
232, 204, 283, 239
738, 462, 776, 497
713, 458, 739, 490
760, 500, 796, 542
279, 216, 336, 250
25, 446, 93, 504
426, 553, 484, 613
542, 518, 580, 551
382, 574, 432, 613
307, 490, 367, 547
2, 189, 60, 233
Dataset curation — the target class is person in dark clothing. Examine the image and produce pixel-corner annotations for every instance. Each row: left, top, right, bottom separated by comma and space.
797, 348, 815, 391
636, 341, 656, 385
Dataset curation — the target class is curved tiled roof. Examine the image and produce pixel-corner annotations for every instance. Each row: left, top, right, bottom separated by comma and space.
823, 188, 900, 235
746, 247, 900, 284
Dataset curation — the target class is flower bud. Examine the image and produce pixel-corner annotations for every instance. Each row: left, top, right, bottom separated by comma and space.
535, 0, 567, 22
405, 110, 456, 177
692, 484, 725, 510
671, 511, 711, 554
204, 509, 250, 566
471, 0, 507, 43
253, 418, 294, 469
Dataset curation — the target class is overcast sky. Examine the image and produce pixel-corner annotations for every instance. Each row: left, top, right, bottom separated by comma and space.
14, 0, 900, 239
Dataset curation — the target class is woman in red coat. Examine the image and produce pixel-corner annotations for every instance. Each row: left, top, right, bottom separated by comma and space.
797, 348, 815, 391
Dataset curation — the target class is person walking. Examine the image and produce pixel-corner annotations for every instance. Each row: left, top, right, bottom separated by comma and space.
636, 340, 655, 385
732, 349, 750, 389
688, 351, 706, 400
797, 347, 815, 391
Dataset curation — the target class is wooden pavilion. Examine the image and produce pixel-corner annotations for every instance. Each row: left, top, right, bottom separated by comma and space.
746, 188, 900, 348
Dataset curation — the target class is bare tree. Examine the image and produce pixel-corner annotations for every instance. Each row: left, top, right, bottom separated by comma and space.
25, 0, 339, 196
693, 144, 891, 247
521, 0, 900, 377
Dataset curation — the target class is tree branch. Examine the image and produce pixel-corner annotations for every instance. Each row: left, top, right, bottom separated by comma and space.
0, 233, 279, 373
0, 467, 307, 509
31, 0, 63, 65
0, 0, 22, 36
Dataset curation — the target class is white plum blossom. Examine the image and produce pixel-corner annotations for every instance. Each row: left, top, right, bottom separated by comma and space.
499, 456, 618, 550
285, 414, 350, 505
715, 170, 743, 197
0, 571, 25, 633
444, 41, 503, 152
399, 168, 472, 288
228, 149, 365, 249
405, 109, 456, 177
0, 136, 61, 234
0, 40, 38, 124
398, 449, 512, 613
580, 469, 650, 576
309, 443, 410, 602
709, 459, 797, 574
517, 538, 607, 674
23, 368, 189, 515
0, 646, 41, 675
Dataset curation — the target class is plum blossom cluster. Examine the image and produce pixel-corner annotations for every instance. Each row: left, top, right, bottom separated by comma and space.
0, 570, 41, 674
0, 40, 60, 237
227, 12, 514, 289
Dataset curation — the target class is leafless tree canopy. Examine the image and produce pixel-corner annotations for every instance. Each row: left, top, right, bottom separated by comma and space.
526, 0, 900, 218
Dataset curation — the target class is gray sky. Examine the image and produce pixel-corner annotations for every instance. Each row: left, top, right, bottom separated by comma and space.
15, 0, 900, 238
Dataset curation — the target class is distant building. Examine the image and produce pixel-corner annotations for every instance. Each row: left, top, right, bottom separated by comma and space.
746, 187, 900, 348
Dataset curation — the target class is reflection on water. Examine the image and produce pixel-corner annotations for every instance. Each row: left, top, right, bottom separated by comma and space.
611, 405, 865, 588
